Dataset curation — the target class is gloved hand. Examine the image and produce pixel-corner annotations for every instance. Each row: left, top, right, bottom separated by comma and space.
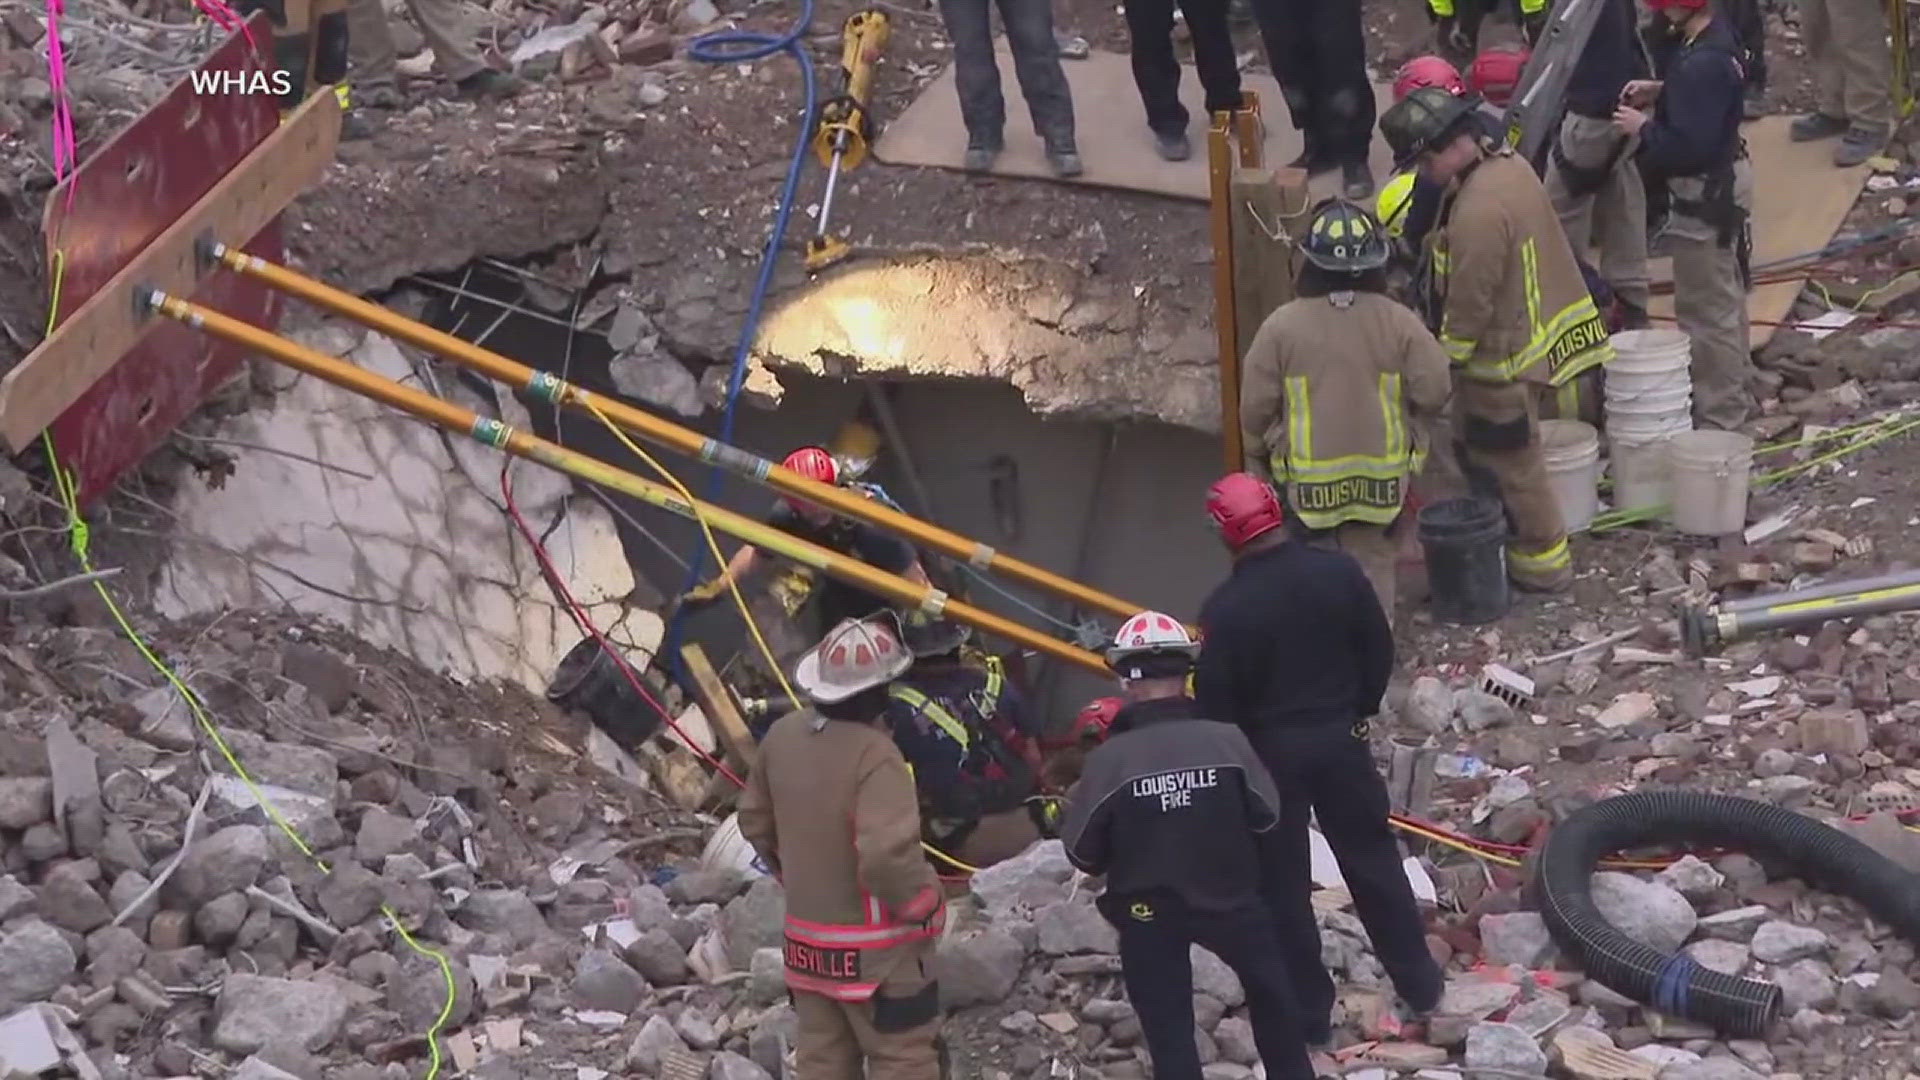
1028, 796, 1065, 839
1437, 16, 1473, 58
1520, 8, 1545, 45
676, 579, 726, 612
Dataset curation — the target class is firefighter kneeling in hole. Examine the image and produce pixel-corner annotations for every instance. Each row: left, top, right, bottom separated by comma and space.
678, 446, 932, 639
885, 609, 1057, 870
740, 614, 949, 1078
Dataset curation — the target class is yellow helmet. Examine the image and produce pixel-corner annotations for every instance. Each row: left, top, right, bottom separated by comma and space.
1376, 171, 1418, 239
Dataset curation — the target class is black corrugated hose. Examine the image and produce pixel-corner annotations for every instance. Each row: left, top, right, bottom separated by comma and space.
1534, 790, 1920, 1035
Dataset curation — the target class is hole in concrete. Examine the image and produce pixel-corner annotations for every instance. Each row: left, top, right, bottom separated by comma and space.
124, 156, 150, 183
135, 395, 157, 425
402, 254, 1229, 719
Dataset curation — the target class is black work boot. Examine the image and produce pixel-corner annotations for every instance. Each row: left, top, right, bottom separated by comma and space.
1789, 111, 1847, 142
1288, 136, 1322, 171
1154, 130, 1192, 161
1835, 124, 1888, 167
1341, 159, 1374, 199
457, 68, 527, 100
963, 136, 1003, 172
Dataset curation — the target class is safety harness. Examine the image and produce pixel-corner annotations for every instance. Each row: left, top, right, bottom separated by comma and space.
889, 657, 1036, 846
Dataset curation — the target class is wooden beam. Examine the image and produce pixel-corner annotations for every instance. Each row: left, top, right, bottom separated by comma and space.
1229, 167, 1309, 363
0, 89, 340, 452
1208, 113, 1242, 475
679, 644, 759, 772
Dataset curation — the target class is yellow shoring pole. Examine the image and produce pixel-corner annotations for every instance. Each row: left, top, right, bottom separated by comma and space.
206, 243, 1173, 630
144, 289, 1111, 676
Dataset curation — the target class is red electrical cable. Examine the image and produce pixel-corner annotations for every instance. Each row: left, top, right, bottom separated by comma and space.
500, 462, 746, 790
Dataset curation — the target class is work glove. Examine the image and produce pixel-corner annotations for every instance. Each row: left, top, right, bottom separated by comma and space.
676, 579, 726, 612
1437, 16, 1474, 58
1028, 796, 1065, 839
1520, 8, 1546, 45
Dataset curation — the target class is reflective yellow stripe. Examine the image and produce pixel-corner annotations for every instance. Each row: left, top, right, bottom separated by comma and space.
1430, 0, 1455, 15
1458, 297, 1612, 384
1556, 380, 1581, 419
1508, 537, 1572, 571
1271, 373, 1417, 530
1521, 239, 1542, 340
888, 685, 971, 750
1518, 0, 1544, 13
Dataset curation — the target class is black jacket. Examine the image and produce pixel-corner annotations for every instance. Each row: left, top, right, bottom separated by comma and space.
1194, 540, 1395, 730
1640, 16, 1744, 177
1059, 696, 1281, 912
886, 659, 1036, 821
1566, 0, 1649, 117
764, 501, 916, 629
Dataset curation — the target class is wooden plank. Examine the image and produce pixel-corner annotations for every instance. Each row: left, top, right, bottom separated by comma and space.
0, 89, 340, 451
1229, 166, 1307, 363
679, 644, 759, 772
1208, 118, 1243, 473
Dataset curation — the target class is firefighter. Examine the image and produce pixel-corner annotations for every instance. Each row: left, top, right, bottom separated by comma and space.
678, 446, 932, 635
1060, 613, 1322, 1080
1546, 0, 1652, 332
738, 615, 947, 1078
1194, 495, 1441, 1043
1465, 42, 1529, 110
1379, 87, 1616, 592
1236, 201, 1452, 625
886, 610, 1049, 867
1429, 0, 1545, 68
1617, 0, 1756, 431
1037, 695, 1122, 791
1251, 0, 1376, 196
1377, 58, 1501, 257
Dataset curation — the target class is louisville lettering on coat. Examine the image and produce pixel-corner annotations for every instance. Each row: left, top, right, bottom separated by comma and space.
784, 937, 864, 982
1130, 767, 1220, 811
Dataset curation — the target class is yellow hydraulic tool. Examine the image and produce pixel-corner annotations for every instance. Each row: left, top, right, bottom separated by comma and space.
806, 9, 890, 272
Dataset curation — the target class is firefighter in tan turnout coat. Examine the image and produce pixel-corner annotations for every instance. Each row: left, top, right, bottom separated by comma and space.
739, 614, 948, 1079
1239, 198, 1452, 623
1377, 87, 1616, 592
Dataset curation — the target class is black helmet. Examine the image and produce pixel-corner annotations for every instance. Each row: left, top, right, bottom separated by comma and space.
897, 609, 971, 658
1301, 199, 1391, 273
1378, 85, 1479, 168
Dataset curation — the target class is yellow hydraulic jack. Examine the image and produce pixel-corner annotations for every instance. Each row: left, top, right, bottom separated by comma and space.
805, 9, 890, 272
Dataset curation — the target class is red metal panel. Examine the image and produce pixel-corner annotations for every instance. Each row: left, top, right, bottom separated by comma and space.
42, 12, 287, 507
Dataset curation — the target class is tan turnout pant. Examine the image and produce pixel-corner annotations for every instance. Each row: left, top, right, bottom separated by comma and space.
1666, 159, 1756, 432
793, 969, 943, 1080
1798, 0, 1894, 129
1546, 112, 1650, 312
1305, 520, 1401, 628
1453, 379, 1571, 592
346, 0, 484, 85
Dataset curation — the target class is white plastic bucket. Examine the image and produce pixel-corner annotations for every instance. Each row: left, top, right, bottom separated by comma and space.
1539, 420, 1601, 532
701, 812, 772, 878
1608, 328, 1693, 378
1667, 430, 1754, 536
1608, 433, 1674, 513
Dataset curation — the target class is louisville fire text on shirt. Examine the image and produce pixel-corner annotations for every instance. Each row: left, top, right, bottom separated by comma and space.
1130, 768, 1220, 811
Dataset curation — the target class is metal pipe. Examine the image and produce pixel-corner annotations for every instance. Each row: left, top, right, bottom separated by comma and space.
214, 244, 1165, 627
1717, 566, 1920, 614
1717, 583, 1920, 643
145, 290, 1110, 676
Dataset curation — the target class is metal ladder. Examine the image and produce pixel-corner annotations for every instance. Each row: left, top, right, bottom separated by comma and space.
1501, 0, 1612, 164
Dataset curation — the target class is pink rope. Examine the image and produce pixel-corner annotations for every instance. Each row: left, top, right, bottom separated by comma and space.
44, 0, 78, 211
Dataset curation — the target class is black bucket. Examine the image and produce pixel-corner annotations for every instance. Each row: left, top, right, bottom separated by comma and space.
547, 637, 662, 748
1417, 497, 1510, 625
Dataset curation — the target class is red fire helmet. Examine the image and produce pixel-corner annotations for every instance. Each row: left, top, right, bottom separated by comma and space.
1393, 56, 1466, 102
1468, 45, 1530, 107
1205, 472, 1285, 550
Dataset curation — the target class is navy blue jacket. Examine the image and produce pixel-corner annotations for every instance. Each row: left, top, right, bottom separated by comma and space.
1566, 0, 1649, 117
1640, 16, 1744, 176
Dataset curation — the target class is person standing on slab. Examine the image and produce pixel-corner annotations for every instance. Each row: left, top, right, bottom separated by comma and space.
1725, 0, 1769, 118
344, 0, 523, 109
1546, 0, 1651, 330
1789, 0, 1893, 164
1616, 0, 1755, 431
1120, 0, 1241, 162
1252, 0, 1377, 196
941, 0, 1083, 176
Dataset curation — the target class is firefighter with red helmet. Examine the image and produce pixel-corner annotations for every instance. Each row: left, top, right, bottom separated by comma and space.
1037, 696, 1123, 791
1544, 0, 1652, 335
739, 614, 947, 1077
1060, 613, 1324, 1080
1465, 43, 1528, 108
884, 609, 1051, 868
1238, 200, 1452, 623
1618, 0, 1756, 430
678, 445, 932, 636
1194, 481, 1441, 1044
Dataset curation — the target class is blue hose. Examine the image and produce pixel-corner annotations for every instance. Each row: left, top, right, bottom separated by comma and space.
663, 0, 821, 676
